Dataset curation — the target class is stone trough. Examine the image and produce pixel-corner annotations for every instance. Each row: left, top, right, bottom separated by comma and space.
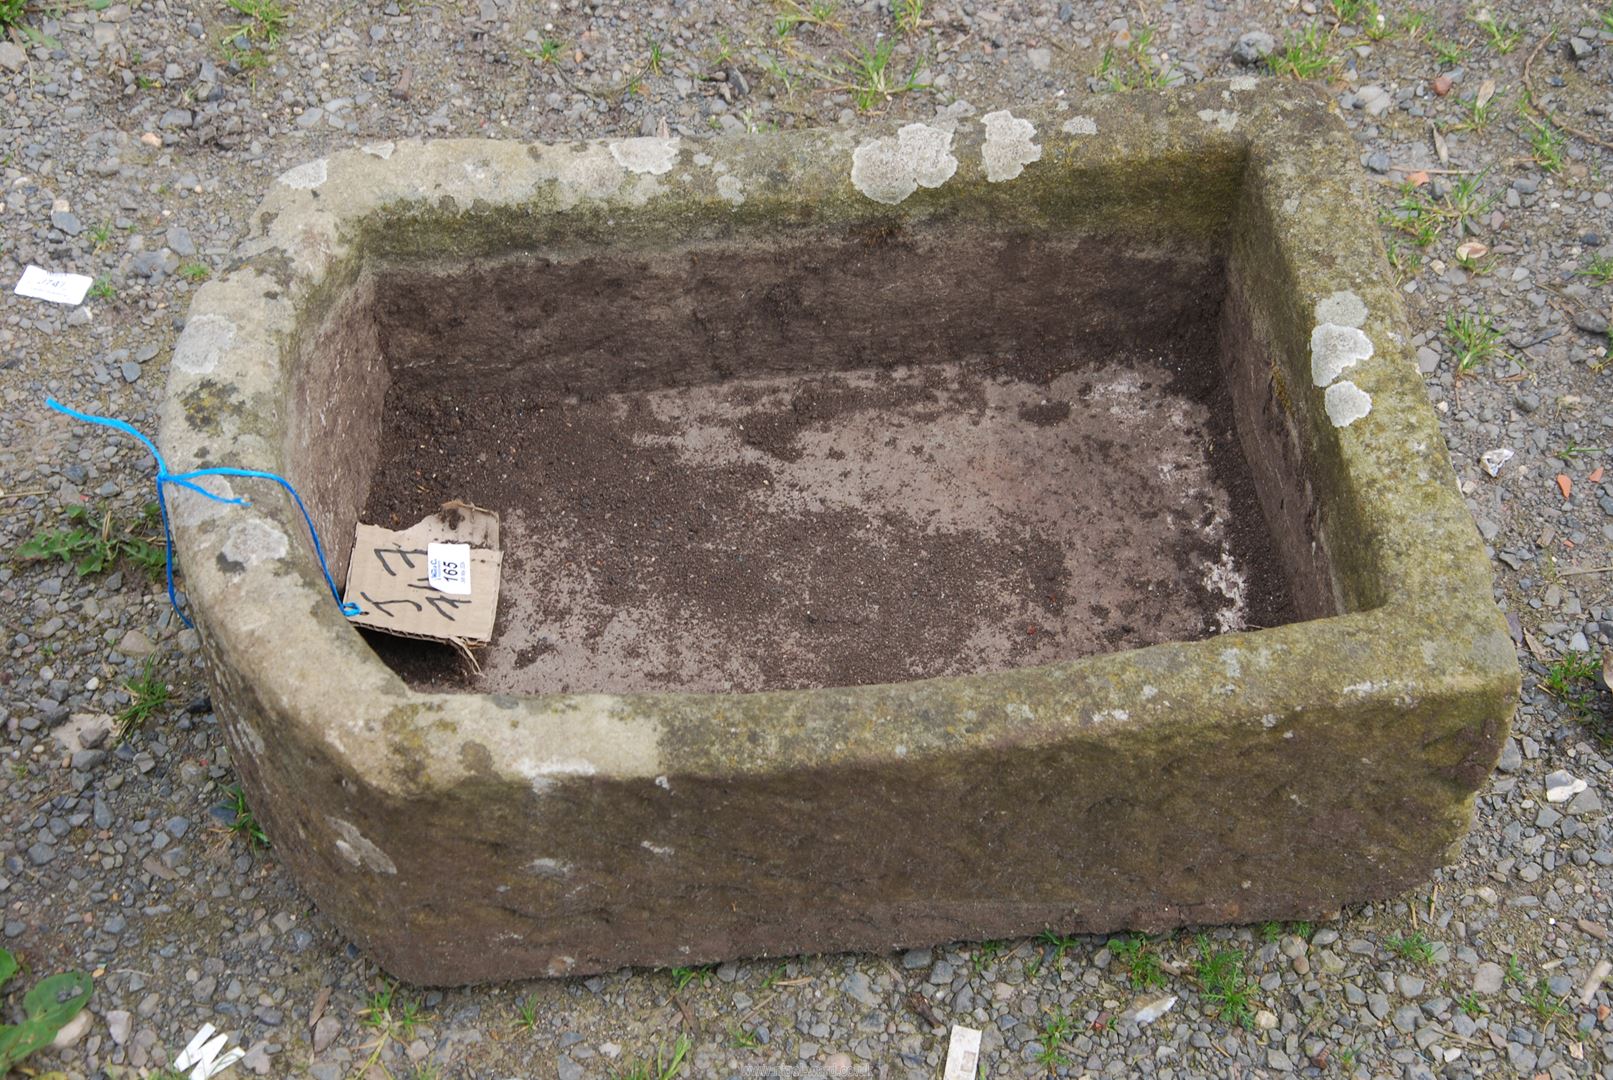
158, 82, 1518, 985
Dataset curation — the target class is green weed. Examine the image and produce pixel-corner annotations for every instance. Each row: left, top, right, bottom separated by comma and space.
1384, 931, 1436, 964
668, 964, 716, 991
1268, 25, 1333, 78
727, 1025, 760, 1048
646, 37, 664, 75
1109, 934, 1168, 990
0, 949, 94, 1074
774, 0, 841, 37
1429, 35, 1465, 66
1474, 12, 1521, 53
88, 277, 117, 300
841, 37, 925, 110
1575, 254, 1613, 285
1526, 116, 1566, 172
1524, 978, 1569, 1025
1543, 651, 1600, 716
219, 784, 270, 848
1095, 23, 1171, 90
1445, 309, 1506, 374
612, 1035, 690, 1080
222, 0, 288, 43
117, 655, 171, 737
893, 0, 923, 35
178, 262, 210, 282
1193, 935, 1256, 1029
14, 503, 164, 580
1033, 1009, 1072, 1067
1456, 991, 1486, 1018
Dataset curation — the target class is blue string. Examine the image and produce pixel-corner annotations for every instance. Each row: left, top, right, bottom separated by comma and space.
44, 397, 361, 628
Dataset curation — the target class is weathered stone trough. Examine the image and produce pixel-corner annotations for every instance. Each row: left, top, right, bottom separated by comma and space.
159, 82, 1518, 985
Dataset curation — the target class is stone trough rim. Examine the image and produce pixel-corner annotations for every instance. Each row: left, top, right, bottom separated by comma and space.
149, 83, 1519, 982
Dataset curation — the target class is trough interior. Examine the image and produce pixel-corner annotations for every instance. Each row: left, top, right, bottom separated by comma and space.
288, 221, 1335, 695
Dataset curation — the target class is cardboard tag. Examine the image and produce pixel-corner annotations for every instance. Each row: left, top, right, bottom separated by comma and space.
343, 502, 502, 646
15, 265, 94, 306
942, 1025, 982, 1080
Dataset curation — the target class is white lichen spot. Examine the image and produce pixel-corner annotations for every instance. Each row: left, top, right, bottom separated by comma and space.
1197, 108, 1239, 133
329, 817, 398, 875
1205, 552, 1249, 633
514, 756, 597, 794
930, 98, 975, 132
1141, 685, 1158, 700
1220, 648, 1242, 679
1324, 380, 1373, 427
641, 840, 675, 856
716, 173, 744, 205
1314, 289, 1368, 328
850, 123, 958, 205
1004, 702, 1034, 722
1282, 194, 1301, 215
361, 141, 395, 159
528, 857, 572, 879
1061, 115, 1098, 136
692, 152, 714, 167
172, 313, 236, 375
545, 955, 577, 976
1091, 708, 1130, 723
981, 110, 1041, 182
1260, 714, 1279, 729
277, 158, 328, 190
220, 518, 288, 569
558, 146, 625, 202
1310, 323, 1374, 387
1229, 75, 1258, 91
608, 136, 681, 175
654, 774, 672, 790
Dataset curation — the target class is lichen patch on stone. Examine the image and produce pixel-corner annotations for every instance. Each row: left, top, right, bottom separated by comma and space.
515, 756, 597, 794
277, 158, 328, 190
220, 518, 289, 569
329, 817, 398, 875
1315, 289, 1368, 328
716, 173, 744, 205
362, 141, 395, 159
172, 313, 236, 375
1324, 380, 1373, 427
1197, 108, 1239, 133
981, 110, 1041, 181
1311, 323, 1374, 387
1229, 75, 1258, 91
608, 136, 681, 175
850, 123, 958, 205
1204, 551, 1249, 633
1061, 115, 1098, 135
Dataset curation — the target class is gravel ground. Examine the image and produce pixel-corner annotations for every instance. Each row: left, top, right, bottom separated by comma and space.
3, 0, 1613, 1077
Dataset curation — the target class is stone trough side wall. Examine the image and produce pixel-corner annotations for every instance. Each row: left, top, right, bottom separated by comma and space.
159, 83, 1519, 984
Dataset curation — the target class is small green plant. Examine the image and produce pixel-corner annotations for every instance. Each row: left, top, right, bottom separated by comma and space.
1399, 10, 1431, 40
223, 0, 288, 43
612, 1035, 691, 1080
759, 962, 788, 990
1456, 991, 1486, 1018
1267, 25, 1333, 79
1258, 921, 1282, 943
1036, 929, 1081, 968
178, 261, 211, 282
774, 0, 841, 37
1526, 116, 1566, 172
219, 784, 270, 848
355, 981, 424, 1077
531, 37, 565, 63
893, 0, 922, 34
89, 276, 117, 300
841, 37, 925, 110
1473, 13, 1521, 53
1192, 935, 1256, 1029
1429, 35, 1465, 66
513, 994, 540, 1030
87, 221, 113, 250
668, 964, 716, 991
1559, 440, 1607, 458
727, 1024, 760, 1048
1336, 1045, 1360, 1070
1094, 24, 1171, 91
1576, 255, 1613, 285
1450, 93, 1499, 133
0, 947, 94, 1073
0, 0, 28, 30
969, 939, 1007, 973
1033, 1009, 1072, 1067
117, 655, 171, 737
1504, 954, 1527, 986
1109, 934, 1168, 990
1445, 310, 1506, 373
1383, 931, 1437, 964
1445, 170, 1496, 234
1290, 921, 1314, 940
15, 502, 164, 579
1543, 651, 1600, 716
646, 37, 664, 75
1524, 978, 1569, 1025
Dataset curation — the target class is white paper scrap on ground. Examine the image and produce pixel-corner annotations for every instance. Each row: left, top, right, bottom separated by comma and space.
427, 541, 472, 594
1480, 448, 1514, 477
15, 264, 93, 305
172, 1023, 246, 1080
1129, 993, 1178, 1024
1545, 770, 1587, 803
344, 501, 502, 646
942, 1024, 982, 1080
